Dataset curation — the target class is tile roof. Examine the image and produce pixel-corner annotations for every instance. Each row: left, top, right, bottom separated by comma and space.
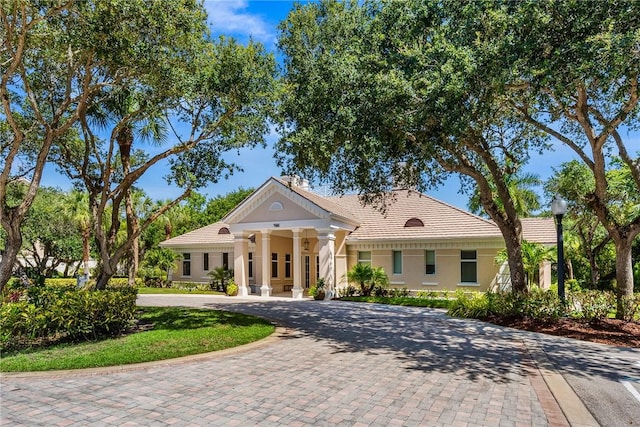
326, 190, 503, 241
521, 217, 557, 245
273, 178, 361, 224
160, 222, 234, 248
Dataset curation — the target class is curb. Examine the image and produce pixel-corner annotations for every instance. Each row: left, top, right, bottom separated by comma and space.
526, 340, 600, 427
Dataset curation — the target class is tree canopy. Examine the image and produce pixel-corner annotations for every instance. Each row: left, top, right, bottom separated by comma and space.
1, 1, 277, 290
277, 0, 639, 313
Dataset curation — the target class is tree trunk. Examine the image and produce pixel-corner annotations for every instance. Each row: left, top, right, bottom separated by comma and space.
567, 259, 574, 281
501, 227, 527, 293
82, 227, 91, 278
0, 221, 22, 291
613, 237, 635, 319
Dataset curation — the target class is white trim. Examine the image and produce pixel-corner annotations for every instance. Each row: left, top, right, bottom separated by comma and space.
390, 281, 405, 285
421, 282, 439, 286
457, 282, 480, 287
348, 240, 503, 250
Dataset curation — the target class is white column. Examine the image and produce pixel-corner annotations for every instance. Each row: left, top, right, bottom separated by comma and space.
318, 230, 336, 300
292, 229, 303, 299
260, 230, 272, 297
233, 235, 249, 297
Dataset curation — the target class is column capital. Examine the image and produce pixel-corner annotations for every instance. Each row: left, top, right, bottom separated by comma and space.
317, 229, 336, 241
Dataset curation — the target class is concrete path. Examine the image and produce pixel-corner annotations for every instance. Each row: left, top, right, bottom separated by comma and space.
2, 294, 638, 426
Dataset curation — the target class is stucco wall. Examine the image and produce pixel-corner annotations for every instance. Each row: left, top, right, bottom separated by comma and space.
345, 246, 501, 292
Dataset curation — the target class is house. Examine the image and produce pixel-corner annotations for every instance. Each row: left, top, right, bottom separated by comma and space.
160, 176, 556, 298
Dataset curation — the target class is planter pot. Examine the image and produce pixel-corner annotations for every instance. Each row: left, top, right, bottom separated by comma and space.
314, 291, 325, 300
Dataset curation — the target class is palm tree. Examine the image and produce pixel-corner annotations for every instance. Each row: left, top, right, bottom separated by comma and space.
468, 172, 542, 218
208, 266, 234, 292
89, 89, 168, 285
496, 240, 555, 289
347, 263, 374, 296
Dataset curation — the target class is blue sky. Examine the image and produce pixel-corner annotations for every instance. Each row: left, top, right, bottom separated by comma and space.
41, 0, 635, 211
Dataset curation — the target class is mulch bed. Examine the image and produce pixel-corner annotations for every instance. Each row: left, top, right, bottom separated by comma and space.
482, 316, 640, 348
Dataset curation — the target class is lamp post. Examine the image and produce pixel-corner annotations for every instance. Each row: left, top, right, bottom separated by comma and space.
551, 196, 568, 302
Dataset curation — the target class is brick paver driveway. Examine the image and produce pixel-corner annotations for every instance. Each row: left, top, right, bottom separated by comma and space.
0, 295, 593, 426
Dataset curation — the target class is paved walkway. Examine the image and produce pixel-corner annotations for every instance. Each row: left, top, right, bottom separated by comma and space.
2, 295, 638, 426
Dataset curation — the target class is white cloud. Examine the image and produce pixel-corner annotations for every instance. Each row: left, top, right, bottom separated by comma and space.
203, 0, 275, 45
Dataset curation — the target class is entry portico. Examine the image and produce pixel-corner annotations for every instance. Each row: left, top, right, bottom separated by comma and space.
223, 176, 359, 299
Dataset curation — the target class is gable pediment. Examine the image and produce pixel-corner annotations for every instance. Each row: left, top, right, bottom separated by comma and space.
223, 178, 328, 225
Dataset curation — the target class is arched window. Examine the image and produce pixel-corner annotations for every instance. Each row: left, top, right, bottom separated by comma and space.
218, 227, 230, 234
269, 201, 284, 211
404, 217, 424, 227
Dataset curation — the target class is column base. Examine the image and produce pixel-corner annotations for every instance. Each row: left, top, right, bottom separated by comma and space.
237, 284, 250, 297
260, 284, 272, 297
292, 287, 304, 299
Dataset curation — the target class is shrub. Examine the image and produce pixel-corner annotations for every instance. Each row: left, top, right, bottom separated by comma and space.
447, 291, 492, 318
568, 290, 616, 322
620, 294, 640, 321
226, 282, 238, 296
170, 281, 210, 291
373, 284, 388, 297
337, 285, 357, 298
0, 286, 137, 350
389, 287, 409, 298
447, 289, 565, 321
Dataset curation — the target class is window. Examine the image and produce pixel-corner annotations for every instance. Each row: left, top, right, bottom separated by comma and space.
248, 252, 253, 279
304, 255, 310, 288
316, 255, 320, 280
269, 201, 284, 211
182, 253, 191, 276
203, 253, 209, 271
271, 253, 278, 278
460, 250, 477, 283
222, 252, 229, 270
425, 250, 436, 275
392, 250, 402, 275
358, 251, 371, 266
285, 253, 291, 278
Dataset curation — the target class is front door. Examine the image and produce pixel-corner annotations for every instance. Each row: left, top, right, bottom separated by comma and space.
304, 255, 310, 288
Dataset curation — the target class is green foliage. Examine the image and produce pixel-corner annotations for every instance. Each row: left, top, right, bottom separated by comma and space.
346, 264, 389, 297
20, 187, 84, 278
170, 281, 210, 291
309, 278, 326, 299
496, 241, 555, 289
207, 267, 234, 292
567, 291, 616, 322
0, 307, 275, 372
336, 285, 357, 298
448, 289, 566, 321
1, 287, 137, 350
225, 282, 238, 296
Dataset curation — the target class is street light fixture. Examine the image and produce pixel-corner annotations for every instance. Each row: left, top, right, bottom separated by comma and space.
551, 196, 568, 302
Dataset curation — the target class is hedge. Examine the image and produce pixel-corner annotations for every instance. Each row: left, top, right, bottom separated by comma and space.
1, 286, 138, 350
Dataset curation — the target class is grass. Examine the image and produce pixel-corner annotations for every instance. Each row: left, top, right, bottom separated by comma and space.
136, 287, 224, 295
340, 296, 453, 309
0, 306, 274, 372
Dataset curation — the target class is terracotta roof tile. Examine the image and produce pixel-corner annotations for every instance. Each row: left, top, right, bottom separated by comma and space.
522, 217, 557, 245
326, 190, 503, 241
160, 222, 234, 247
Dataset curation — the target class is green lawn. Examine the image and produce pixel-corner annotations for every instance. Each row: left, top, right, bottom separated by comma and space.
136, 287, 224, 295
340, 296, 453, 309
0, 306, 274, 372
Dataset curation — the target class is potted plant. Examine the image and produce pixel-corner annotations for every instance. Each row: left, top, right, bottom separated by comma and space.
226, 279, 238, 296
309, 277, 326, 300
